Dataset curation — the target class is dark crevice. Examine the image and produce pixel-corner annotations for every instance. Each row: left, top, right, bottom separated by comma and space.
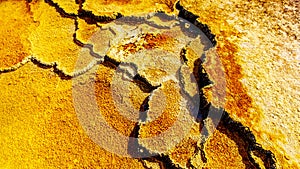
78, 9, 123, 24
0, 70, 9, 74
0, 56, 75, 79
176, 1, 217, 46
217, 115, 258, 168
74, 18, 111, 61
179, 47, 211, 121
25, 0, 33, 14
102, 56, 161, 94
180, 48, 188, 63
139, 157, 171, 169
0, 66, 22, 74
128, 123, 153, 158
193, 57, 213, 89
75, 0, 85, 11
198, 142, 208, 163
219, 110, 277, 169
176, 3, 197, 23
186, 160, 197, 169
73, 18, 85, 47
30, 57, 72, 80
45, 0, 122, 24
127, 95, 156, 158
44, 0, 77, 19
250, 144, 277, 169
139, 96, 150, 113
186, 142, 206, 169
127, 85, 159, 158
194, 104, 277, 169
139, 96, 150, 122
0, 55, 95, 79
143, 154, 183, 169
73, 19, 104, 59
137, 43, 213, 168
103, 55, 120, 67
194, 105, 211, 167
192, 56, 212, 121
132, 74, 161, 93
175, 12, 276, 167
101, 58, 117, 70
138, 159, 153, 169
85, 44, 106, 58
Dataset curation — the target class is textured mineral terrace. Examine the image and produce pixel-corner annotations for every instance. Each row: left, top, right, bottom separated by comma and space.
0, 0, 299, 168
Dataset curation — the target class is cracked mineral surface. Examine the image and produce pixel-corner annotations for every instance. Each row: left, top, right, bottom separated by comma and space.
0, 0, 299, 168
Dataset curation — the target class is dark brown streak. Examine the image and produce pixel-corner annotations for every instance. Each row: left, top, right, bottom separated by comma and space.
75, 0, 85, 11
175, 1, 216, 46
44, 0, 77, 19
78, 9, 123, 24
30, 57, 72, 80
220, 110, 277, 169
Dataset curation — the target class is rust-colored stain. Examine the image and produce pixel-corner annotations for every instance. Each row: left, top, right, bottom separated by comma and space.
217, 39, 258, 123
120, 33, 174, 54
